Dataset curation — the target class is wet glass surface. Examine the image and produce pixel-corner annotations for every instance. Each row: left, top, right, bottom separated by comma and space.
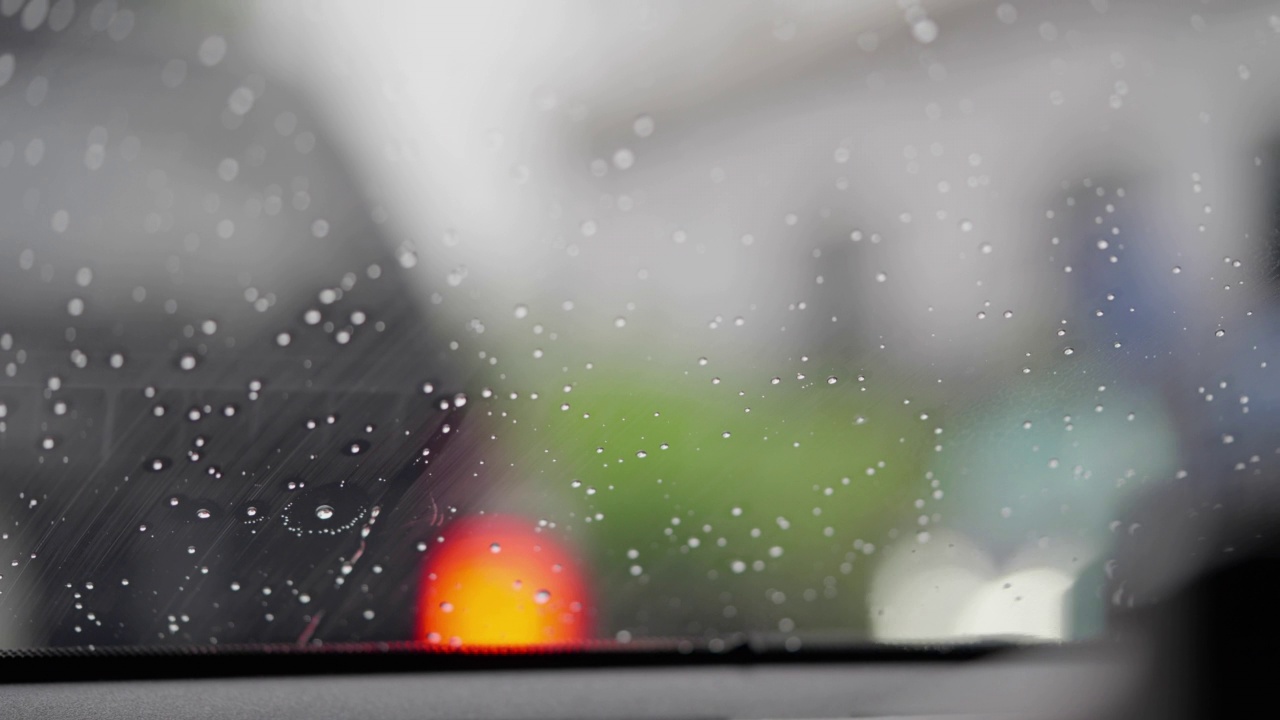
2, 0, 1280, 651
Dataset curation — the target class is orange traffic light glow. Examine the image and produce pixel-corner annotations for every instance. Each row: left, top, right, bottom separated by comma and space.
417, 514, 592, 650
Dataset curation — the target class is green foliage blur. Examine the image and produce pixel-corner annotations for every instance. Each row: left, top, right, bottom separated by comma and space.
483, 357, 932, 640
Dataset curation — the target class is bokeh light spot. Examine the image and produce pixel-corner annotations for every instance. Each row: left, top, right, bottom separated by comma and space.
418, 515, 591, 650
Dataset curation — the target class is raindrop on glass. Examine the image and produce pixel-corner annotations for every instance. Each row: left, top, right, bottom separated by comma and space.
342, 439, 370, 456
198, 35, 227, 66
911, 18, 939, 44
633, 114, 655, 138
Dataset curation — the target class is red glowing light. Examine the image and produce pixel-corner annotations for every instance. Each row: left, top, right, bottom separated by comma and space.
417, 515, 591, 649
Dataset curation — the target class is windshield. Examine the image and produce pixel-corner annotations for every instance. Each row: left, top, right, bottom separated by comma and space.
0, 0, 1275, 653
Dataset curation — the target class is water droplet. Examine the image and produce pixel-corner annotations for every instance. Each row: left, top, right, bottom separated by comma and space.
1172, 266, 1182, 275
636, 450, 648, 458
614, 317, 627, 328
342, 439, 370, 456
315, 505, 334, 520
439, 601, 454, 613
1215, 328, 1226, 338
911, 18, 939, 44
177, 353, 198, 371
489, 543, 501, 554
534, 590, 551, 604
874, 272, 887, 283
148, 457, 171, 472
198, 35, 227, 66
958, 219, 974, 233
826, 376, 838, 385
612, 148, 635, 170
633, 114, 655, 138
513, 304, 529, 319
979, 243, 993, 255
276, 332, 292, 347
196, 508, 211, 520
1063, 347, 1075, 356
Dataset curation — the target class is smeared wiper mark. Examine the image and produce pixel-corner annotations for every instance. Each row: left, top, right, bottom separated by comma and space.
295, 610, 324, 647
